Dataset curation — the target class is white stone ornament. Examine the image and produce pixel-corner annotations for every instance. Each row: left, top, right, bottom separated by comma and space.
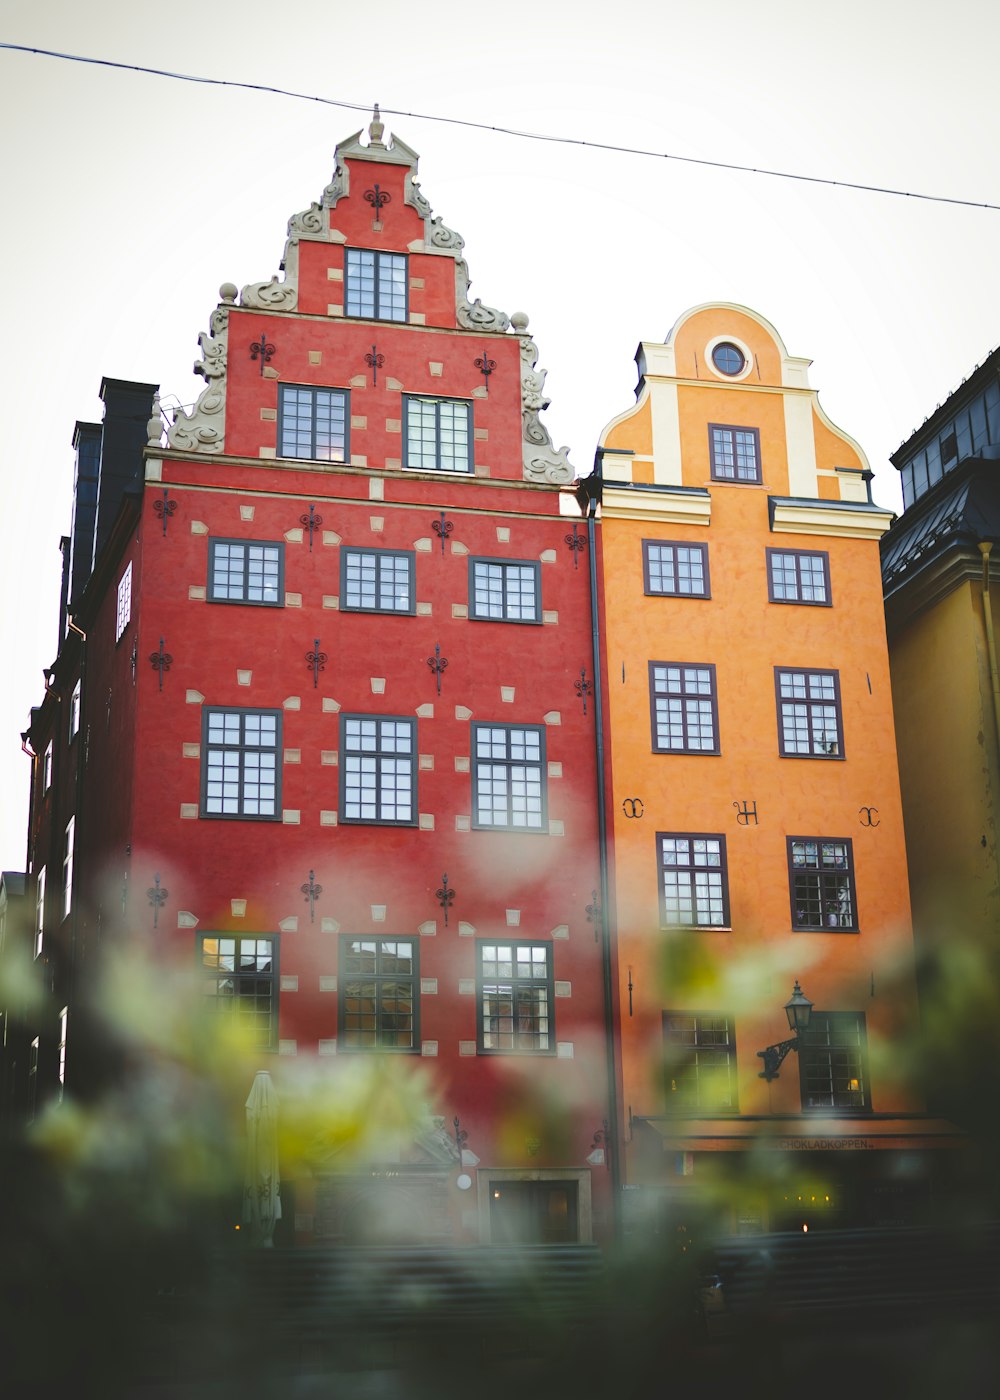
515, 314, 575, 484
167, 285, 234, 454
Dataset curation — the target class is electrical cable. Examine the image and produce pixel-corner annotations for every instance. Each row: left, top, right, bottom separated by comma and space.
2, 41, 999, 213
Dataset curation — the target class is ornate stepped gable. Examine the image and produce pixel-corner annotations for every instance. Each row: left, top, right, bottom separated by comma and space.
166, 111, 574, 485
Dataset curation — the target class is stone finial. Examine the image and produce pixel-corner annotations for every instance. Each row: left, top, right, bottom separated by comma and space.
510, 311, 530, 333
147, 394, 163, 446
369, 104, 385, 146
219, 282, 238, 304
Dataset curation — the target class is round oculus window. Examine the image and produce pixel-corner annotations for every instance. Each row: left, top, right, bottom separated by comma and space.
711, 342, 746, 376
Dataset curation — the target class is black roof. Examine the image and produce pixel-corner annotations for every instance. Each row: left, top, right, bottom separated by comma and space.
881, 449, 1000, 596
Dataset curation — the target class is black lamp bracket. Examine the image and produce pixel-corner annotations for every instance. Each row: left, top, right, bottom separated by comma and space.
757, 1036, 800, 1081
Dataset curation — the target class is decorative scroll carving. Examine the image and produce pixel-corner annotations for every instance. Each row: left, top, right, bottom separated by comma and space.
414, 1116, 461, 1165
428, 216, 464, 252
167, 286, 235, 455
455, 258, 509, 333
321, 159, 350, 209
288, 201, 325, 237
404, 171, 432, 219
513, 311, 575, 485
241, 271, 297, 311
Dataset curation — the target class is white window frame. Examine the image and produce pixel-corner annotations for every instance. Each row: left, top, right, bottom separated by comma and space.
69, 680, 81, 740
62, 817, 75, 921
57, 1006, 69, 1101
34, 866, 46, 959
115, 560, 133, 642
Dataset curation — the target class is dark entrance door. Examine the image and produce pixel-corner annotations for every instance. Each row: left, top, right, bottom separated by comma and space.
489, 1180, 579, 1243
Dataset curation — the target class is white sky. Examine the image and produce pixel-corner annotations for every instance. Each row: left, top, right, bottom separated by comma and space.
2, 0, 998, 872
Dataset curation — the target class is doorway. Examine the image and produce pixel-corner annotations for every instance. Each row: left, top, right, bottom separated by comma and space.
488, 1179, 579, 1244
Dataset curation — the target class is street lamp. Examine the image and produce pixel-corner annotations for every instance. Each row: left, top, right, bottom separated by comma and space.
756, 981, 814, 1081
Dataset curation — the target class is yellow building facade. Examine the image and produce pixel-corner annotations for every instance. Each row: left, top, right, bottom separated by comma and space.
590, 304, 954, 1233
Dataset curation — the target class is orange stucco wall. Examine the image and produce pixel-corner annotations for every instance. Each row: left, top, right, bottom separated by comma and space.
598, 307, 921, 1167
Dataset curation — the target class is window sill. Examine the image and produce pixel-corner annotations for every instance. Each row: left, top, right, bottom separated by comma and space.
778, 752, 846, 762
791, 926, 859, 935
468, 615, 543, 626
662, 924, 732, 933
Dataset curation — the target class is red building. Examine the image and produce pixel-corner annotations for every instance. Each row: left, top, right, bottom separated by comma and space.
18, 116, 614, 1245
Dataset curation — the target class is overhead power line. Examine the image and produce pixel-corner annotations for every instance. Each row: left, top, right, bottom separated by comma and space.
3, 41, 999, 214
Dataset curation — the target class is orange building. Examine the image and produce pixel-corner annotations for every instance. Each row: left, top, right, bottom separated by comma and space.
587, 304, 957, 1232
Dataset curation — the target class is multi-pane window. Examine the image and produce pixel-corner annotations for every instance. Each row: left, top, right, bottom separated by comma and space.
278, 385, 349, 462
403, 396, 472, 473
788, 837, 858, 931
208, 540, 284, 606
662, 1013, 738, 1111
477, 941, 554, 1054
57, 1006, 68, 1103
201, 708, 281, 819
658, 833, 729, 928
767, 549, 830, 606
799, 1012, 869, 1111
34, 866, 45, 959
69, 680, 81, 740
709, 424, 761, 483
341, 716, 416, 825
643, 540, 710, 598
711, 342, 746, 377
470, 559, 541, 623
339, 937, 418, 1051
472, 724, 546, 831
62, 818, 75, 921
42, 743, 53, 792
345, 248, 408, 321
341, 548, 415, 614
649, 663, 719, 754
775, 668, 844, 758
115, 561, 133, 642
200, 935, 277, 1049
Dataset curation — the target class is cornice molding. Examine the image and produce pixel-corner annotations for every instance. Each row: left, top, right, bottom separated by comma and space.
600, 482, 711, 525
770, 498, 893, 540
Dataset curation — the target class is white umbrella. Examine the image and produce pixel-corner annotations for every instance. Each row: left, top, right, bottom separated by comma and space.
244, 1070, 282, 1247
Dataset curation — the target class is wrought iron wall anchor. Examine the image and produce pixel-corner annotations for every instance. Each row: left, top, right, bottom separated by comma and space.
453, 1117, 468, 1158
564, 523, 587, 567
734, 800, 758, 826
427, 643, 448, 695
474, 349, 496, 389
859, 806, 880, 827
300, 869, 323, 923
299, 502, 323, 551
149, 637, 173, 691
364, 344, 385, 385
153, 489, 177, 536
306, 639, 328, 688
622, 798, 644, 819
585, 889, 601, 941
250, 330, 275, 373
575, 668, 593, 715
432, 512, 453, 554
627, 966, 634, 1017
147, 873, 168, 930
364, 183, 391, 229
436, 873, 455, 927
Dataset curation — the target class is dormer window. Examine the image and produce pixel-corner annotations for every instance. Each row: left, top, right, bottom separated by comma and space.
345, 249, 407, 322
